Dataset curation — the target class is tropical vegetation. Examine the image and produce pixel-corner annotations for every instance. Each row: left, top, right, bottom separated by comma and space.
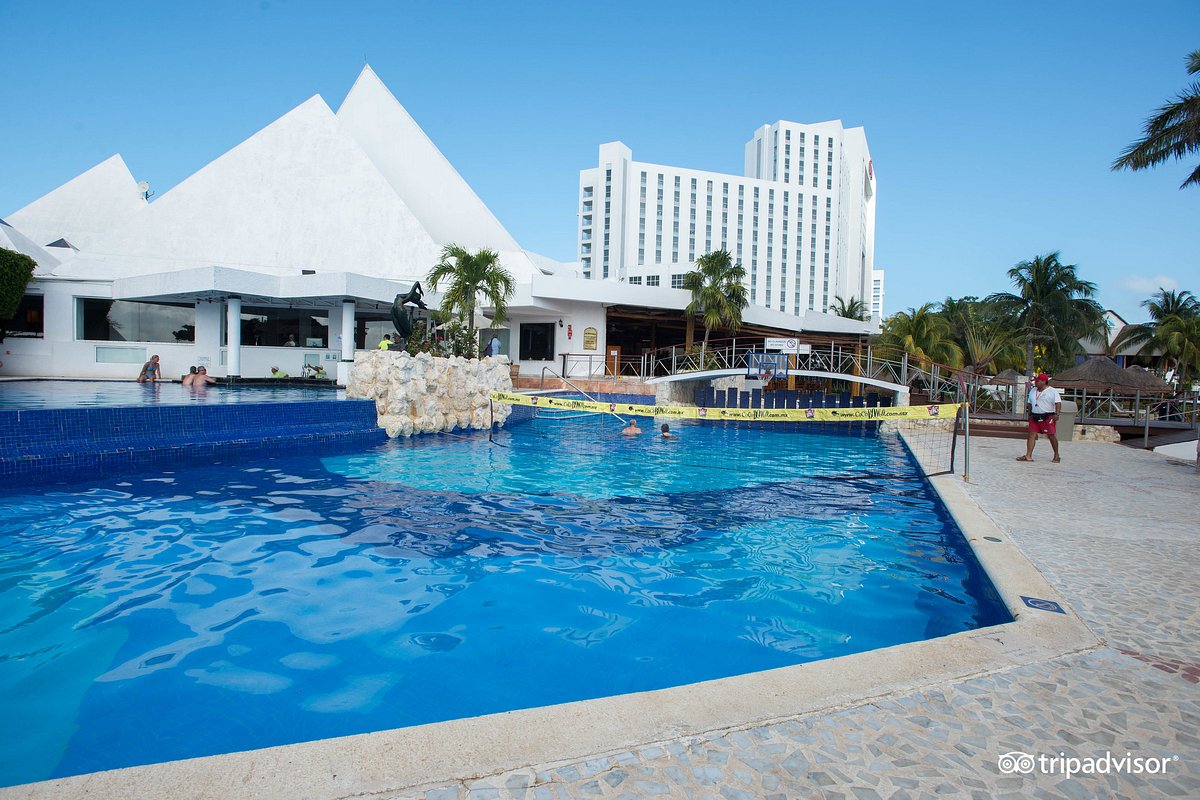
425, 245, 515, 332
0, 247, 37, 343
1113, 288, 1200, 384
682, 250, 749, 348
938, 296, 1022, 374
1112, 49, 1200, 189
874, 303, 963, 367
984, 252, 1106, 379
829, 295, 869, 321
403, 311, 480, 360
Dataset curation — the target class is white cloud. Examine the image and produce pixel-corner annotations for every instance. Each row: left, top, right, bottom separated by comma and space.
1121, 274, 1179, 295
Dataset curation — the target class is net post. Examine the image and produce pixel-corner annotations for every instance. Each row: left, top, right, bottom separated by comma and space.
949, 403, 962, 477
489, 399, 494, 443
962, 403, 971, 481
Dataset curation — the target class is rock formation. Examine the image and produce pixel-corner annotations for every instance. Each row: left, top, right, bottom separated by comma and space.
346, 350, 512, 437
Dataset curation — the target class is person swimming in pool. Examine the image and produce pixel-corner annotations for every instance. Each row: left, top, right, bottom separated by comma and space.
137, 355, 161, 383
621, 419, 643, 436
191, 366, 216, 386
660, 423, 675, 438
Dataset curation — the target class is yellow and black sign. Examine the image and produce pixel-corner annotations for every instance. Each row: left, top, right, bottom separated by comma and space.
582, 327, 598, 351
490, 391, 961, 423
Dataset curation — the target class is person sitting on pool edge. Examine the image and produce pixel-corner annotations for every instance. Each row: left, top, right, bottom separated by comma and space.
622, 419, 643, 436
270, 366, 289, 378
136, 354, 161, 383
660, 423, 675, 439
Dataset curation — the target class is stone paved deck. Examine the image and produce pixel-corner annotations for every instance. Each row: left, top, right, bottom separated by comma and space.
394, 439, 1200, 800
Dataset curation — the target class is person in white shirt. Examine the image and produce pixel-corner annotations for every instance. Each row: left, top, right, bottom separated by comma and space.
1017, 373, 1063, 463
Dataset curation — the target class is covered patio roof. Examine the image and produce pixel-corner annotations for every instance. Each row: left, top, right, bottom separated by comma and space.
111, 266, 430, 312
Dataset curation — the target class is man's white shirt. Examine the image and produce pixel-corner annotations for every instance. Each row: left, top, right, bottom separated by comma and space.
1028, 385, 1062, 414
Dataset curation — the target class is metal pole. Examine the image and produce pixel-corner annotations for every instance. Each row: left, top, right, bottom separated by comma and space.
1144, 403, 1152, 449
963, 402, 971, 481
901, 352, 909, 386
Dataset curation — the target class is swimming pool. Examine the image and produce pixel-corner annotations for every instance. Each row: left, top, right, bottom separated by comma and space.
0, 379, 342, 409
0, 414, 1009, 787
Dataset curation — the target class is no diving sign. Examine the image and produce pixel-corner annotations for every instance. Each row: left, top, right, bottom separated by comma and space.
765, 337, 809, 353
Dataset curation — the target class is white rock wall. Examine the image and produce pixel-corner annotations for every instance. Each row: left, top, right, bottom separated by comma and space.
345, 350, 513, 437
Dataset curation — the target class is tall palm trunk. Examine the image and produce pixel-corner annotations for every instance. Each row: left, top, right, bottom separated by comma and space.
685, 315, 695, 349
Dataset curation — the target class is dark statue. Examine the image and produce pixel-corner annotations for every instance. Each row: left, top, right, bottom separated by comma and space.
389, 282, 428, 344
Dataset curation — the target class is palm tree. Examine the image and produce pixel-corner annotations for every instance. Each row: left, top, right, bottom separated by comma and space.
938, 296, 1021, 373
1157, 313, 1200, 385
682, 250, 749, 348
828, 295, 869, 321
425, 245, 514, 332
1111, 288, 1199, 357
875, 304, 963, 367
1112, 50, 1200, 189
985, 252, 1106, 378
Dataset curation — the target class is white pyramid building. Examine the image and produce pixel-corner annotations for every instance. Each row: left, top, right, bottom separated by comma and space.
7, 66, 547, 283
85, 95, 444, 279
0, 218, 60, 273
336, 66, 520, 254
6, 154, 146, 253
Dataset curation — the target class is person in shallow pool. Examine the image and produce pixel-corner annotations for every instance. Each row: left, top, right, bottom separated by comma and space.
621, 419, 643, 436
137, 355, 161, 383
182, 366, 198, 386
660, 423, 675, 438
191, 366, 216, 386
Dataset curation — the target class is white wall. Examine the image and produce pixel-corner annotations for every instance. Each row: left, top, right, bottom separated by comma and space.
0, 281, 352, 379
508, 301, 607, 378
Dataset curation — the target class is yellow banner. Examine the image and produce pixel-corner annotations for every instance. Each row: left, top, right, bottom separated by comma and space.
490, 391, 961, 423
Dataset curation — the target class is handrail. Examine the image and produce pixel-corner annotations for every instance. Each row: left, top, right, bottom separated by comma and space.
538, 367, 626, 423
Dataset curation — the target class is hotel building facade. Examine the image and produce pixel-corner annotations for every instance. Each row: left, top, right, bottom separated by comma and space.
578, 121, 876, 318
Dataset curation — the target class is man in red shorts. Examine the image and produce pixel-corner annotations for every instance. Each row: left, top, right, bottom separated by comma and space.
1016, 372, 1062, 463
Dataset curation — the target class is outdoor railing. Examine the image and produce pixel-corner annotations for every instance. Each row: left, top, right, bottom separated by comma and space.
553, 339, 1197, 435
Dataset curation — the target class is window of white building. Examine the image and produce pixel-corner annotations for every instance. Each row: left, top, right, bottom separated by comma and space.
78, 299, 196, 343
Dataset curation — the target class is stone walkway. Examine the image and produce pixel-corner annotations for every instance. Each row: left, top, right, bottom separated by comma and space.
392, 439, 1200, 800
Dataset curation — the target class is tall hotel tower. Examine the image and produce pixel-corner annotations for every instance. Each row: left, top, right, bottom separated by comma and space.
578, 121, 876, 317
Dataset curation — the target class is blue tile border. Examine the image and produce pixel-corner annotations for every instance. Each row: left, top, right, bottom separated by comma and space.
0, 400, 386, 486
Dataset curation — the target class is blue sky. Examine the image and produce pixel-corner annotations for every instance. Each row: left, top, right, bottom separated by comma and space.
2, 0, 1196, 324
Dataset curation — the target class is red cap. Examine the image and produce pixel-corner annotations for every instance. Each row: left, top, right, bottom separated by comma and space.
1035, 373, 1050, 382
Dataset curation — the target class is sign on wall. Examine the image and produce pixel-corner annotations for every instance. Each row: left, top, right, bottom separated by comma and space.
764, 337, 811, 354
583, 327, 598, 351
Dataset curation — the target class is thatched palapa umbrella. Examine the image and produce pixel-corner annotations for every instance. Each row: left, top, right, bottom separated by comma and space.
1053, 357, 1171, 391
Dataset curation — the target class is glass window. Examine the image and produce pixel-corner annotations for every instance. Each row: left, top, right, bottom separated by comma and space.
671, 274, 686, 289
78, 298, 195, 343
222, 306, 329, 347
646, 275, 660, 287
519, 322, 555, 361
5, 293, 44, 337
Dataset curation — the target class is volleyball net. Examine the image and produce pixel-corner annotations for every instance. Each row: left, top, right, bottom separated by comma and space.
488, 391, 967, 482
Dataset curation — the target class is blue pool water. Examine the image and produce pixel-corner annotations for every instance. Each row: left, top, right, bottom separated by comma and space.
0, 379, 342, 409
0, 415, 1009, 787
